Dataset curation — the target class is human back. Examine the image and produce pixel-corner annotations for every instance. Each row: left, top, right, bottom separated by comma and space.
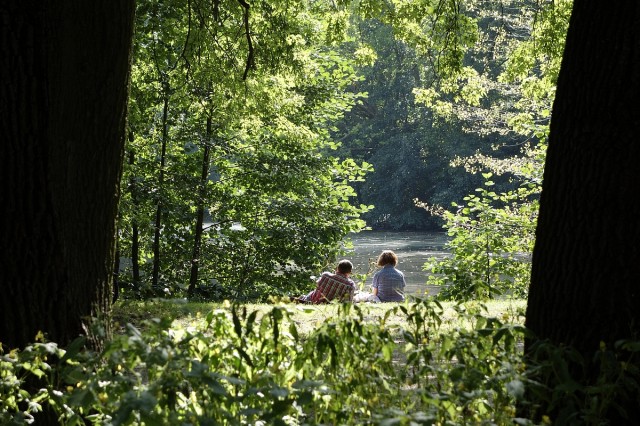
309, 270, 355, 303
295, 259, 356, 304
372, 250, 405, 302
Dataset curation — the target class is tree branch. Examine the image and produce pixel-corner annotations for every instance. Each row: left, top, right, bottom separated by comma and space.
237, 0, 254, 80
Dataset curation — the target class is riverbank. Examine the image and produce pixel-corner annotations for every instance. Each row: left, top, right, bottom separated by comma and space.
346, 230, 450, 296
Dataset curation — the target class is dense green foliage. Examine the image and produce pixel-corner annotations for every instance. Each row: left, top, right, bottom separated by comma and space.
330, 0, 571, 231
114, 0, 572, 302
414, 1, 570, 300
118, 0, 375, 301
332, 20, 489, 231
3, 301, 639, 425
424, 173, 538, 300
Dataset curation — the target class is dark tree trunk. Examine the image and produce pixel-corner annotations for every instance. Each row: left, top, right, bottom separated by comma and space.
128, 144, 141, 287
113, 246, 121, 303
0, 1, 135, 349
132, 221, 141, 285
152, 88, 170, 289
525, 1, 640, 421
188, 116, 213, 298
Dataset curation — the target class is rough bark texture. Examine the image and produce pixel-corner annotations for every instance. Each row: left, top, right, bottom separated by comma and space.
525, 1, 640, 421
0, 1, 135, 349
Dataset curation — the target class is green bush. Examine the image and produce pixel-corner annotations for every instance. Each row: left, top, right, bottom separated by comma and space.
2, 301, 638, 425
424, 174, 538, 301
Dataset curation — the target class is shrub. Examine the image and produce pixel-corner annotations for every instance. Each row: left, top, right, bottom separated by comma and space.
423, 174, 538, 301
4, 301, 636, 425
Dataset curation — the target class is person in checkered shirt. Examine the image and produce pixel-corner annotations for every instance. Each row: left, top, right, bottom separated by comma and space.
294, 260, 356, 304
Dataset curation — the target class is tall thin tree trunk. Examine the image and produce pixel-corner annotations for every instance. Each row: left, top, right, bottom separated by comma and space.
188, 116, 213, 298
113, 245, 120, 303
127, 142, 141, 287
152, 87, 170, 289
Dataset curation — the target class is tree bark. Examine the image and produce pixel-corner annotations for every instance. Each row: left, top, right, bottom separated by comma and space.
152, 87, 170, 290
525, 1, 640, 421
0, 1, 135, 349
188, 116, 213, 298
127, 142, 142, 288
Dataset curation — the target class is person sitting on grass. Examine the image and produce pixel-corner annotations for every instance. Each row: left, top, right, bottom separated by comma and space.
294, 259, 356, 304
372, 250, 406, 302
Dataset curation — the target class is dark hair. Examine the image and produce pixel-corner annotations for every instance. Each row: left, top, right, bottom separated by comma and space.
376, 250, 398, 267
337, 259, 353, 274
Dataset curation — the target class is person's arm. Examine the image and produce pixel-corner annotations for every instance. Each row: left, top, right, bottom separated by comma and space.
310, 273, 330, 303
372, 271, 379, 296
346, 280, 355, 301
338, 285, 354, 302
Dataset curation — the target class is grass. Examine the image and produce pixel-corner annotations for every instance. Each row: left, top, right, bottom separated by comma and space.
112, 297, 527, 336
6, 299, 633, 424
106, 297, 530, 423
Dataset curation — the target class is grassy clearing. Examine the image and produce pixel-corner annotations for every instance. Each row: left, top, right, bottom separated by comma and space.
113, 297, 527, 336
12, 297, 584, 425
103, 297, 530, 424
7, 300, 633, 423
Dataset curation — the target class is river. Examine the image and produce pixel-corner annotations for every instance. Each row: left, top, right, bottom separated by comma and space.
345, 231, 450, 297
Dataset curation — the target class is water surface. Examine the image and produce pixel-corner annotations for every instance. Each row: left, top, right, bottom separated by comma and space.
345, 231, 450, 297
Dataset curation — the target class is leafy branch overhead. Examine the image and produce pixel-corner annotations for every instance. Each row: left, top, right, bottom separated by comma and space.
236, 0, 255, 80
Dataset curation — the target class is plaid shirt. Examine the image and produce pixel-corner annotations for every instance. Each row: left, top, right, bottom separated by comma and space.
306, 272, 355, 303
372, 265, 405, 302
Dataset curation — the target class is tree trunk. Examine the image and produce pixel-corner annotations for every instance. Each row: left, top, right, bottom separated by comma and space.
152, 88, 170, 290
188, 116, 213, 298
128, 144, 141, 288
0, 1, 135, 349
525, 1, 640, 421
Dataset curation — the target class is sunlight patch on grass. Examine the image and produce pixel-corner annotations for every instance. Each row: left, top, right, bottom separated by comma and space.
113, 298, 527, 336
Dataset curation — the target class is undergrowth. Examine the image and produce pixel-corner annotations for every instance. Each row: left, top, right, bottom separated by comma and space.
2, 299, 639, 425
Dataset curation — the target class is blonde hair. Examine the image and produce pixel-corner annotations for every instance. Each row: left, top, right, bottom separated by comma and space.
376, 250, 398, 267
